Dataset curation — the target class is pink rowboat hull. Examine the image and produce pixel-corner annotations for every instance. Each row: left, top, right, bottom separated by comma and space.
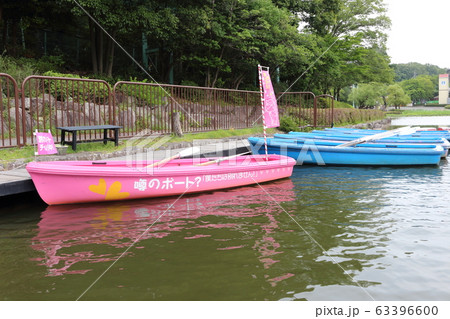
26, 155, 296, 205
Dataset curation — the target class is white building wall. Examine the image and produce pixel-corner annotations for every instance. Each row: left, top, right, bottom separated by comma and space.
439, 74, 449, 104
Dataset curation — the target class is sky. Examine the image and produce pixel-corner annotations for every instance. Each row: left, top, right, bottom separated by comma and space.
384, 0, 450, 69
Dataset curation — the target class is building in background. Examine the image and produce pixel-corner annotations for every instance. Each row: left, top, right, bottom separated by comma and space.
439, 74, 450, 104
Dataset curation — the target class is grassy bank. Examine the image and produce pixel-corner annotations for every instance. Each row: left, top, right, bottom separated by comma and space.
388, 110, 450, 117
332, 108, 385, 126
279, 108, 386, 132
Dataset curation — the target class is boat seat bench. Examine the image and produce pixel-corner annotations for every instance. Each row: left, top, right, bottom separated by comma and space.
57, 125, 122, 151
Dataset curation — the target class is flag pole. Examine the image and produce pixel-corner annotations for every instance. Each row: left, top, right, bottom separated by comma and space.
258, 64, 268, 158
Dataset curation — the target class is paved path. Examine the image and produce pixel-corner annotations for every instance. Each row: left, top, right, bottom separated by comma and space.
0, 138, 251, 198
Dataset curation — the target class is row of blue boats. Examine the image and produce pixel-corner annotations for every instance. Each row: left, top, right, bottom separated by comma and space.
248, 127, 450, 166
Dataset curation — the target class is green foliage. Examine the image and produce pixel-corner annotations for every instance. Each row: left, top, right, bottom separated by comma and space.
42, 71, 110, 102
2, 0, 393, 97
279, 108, 385, 128
203, 117, 212, 128
290, 0, 392, 95
400, 75, 435, 105
33, 55, 66, 73
0, 55, 35, 85
348, 83, 385, 108
386, 84, 411, 109
392, 62, 447, 82
180, 80, 199, 87
333, 109, 386, 125
445, 105, 450, 109
0, 54, 67, 83
279, 115, 300, 132
334, 101, 353, 108
120, 78, 169, 106
388, 109, 450, 117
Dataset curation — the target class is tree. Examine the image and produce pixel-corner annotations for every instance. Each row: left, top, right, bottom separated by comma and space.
386, 84, 411, 109
1, 0, 398, 93
58, 0, 159, 77
171, 0, 306, 88
348, 82, 384, 108
400, 75, 435, 105
391, 62, 447, 82
0, 0, 64, 56
279, 0, 392, 96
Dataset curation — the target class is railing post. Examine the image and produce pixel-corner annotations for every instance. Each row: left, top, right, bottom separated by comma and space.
14, 76, 22, 147
0, 73, 22, 147
246, 92, 249, 128
21, 77, 29, 145
213, 89, 217, 130
315, 94, 334, 128
313, 96, 318, 128
110, 84, 115, 126
21, 75, 112, 145
170, 86, 174, 134
331, 98, 334, 127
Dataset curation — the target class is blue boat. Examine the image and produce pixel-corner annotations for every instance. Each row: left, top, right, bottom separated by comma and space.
289, 131, 448, 141
320, 127, 450, 139
273, 134, 450, 157
248, 137, 444, 166
276, 132, 448, 144
324, 127, 450, 135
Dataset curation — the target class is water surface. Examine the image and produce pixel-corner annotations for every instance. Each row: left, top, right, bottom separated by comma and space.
391, 116, 450, 126
1, 162, 450, 301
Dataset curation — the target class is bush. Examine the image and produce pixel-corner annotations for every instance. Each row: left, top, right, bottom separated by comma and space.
42, 71, 110, 103
33, 55, 66, 73
279, 115, 300, 132
332, 109, 385, 125
120, 77, 169, 106
335, 101, 353, 108
445, 105, 450, 109
180, 80, 199, 87
0, 55, 67, 83
0, 55, 35, 85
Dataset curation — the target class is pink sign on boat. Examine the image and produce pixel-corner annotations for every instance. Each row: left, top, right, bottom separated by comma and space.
35, 131, 57, 155
261, 69, 280, 128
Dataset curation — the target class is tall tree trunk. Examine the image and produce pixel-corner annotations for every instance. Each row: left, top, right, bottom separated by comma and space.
97, 29, 104, 75
89, 20, 98, 74
233, 74, 245, 90
211, 46, 225, 88
205, 67, 211, 87
106, 36, 115, 77
0, 6, 3, 50
334, 87, 341, 101
11, 19, 17, 55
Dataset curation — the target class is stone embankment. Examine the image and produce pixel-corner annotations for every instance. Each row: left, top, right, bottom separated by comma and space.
349, 118, 391, 130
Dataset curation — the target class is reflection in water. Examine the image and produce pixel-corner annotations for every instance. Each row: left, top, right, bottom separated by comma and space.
31, 179, 296, 284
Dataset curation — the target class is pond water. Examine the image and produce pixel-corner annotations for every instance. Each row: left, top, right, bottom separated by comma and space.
391, 116, 450, 127
1, 162, 450, 301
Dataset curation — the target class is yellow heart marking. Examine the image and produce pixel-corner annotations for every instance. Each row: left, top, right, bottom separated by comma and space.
89, 178, 107, 195
105, 181, 130, 200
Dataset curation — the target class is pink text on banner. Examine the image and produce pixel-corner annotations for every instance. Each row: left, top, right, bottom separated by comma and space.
35, 132, 57, 155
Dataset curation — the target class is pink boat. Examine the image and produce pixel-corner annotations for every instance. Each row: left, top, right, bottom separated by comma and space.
26, 154, 295, 205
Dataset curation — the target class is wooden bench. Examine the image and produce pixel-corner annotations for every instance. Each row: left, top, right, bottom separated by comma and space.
57, 125, 122, 151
